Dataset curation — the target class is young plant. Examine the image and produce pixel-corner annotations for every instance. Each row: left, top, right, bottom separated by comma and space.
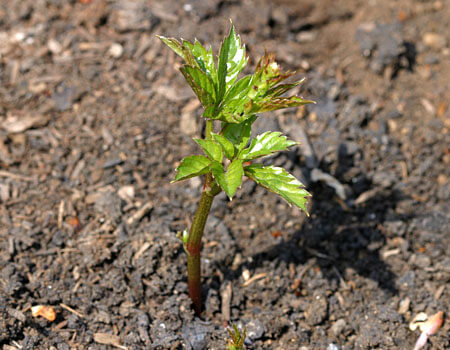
226, 324, 246, 350
158, 23, 314, 315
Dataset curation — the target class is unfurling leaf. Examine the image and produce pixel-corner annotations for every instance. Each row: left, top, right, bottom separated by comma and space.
240, 131, 297, 161
194, 139, 223, 162
244, 164, 310, 213
173, 155, 211, 182
215, 52, 314, 123
211, 159, 244, 198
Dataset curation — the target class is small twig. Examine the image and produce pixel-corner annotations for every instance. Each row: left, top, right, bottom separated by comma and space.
132, 242, 151, 263
242, 272, 267, 287
60, 303, 84, 318
58, 200, 65, 229
0, 170, 34, 182
332, 266, 349, 290
126, 202, 153, 226
298, 259, 316, 280
12, 341, 22, 349
305, 247, 333, 260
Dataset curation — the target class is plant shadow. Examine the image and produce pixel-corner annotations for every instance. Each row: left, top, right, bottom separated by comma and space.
217, 181, 403, 296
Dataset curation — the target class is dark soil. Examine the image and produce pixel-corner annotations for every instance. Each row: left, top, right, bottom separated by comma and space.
1, 0, 449, 349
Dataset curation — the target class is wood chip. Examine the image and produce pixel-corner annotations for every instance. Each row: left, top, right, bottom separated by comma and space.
1, 114, 49, 134
94, 332, 127, 349
398, 297, 410, 314
221, 282, 232, 321
434, 285, 445, 300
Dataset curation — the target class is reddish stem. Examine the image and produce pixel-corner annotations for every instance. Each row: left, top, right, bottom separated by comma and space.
186, 177, 219, 315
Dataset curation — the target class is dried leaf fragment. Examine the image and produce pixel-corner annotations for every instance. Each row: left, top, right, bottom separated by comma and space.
31, 305, 56, 322
411, 311, 445, 350
409, 312, 428, 331
94, 333, 127, 349
419, 311, 444, 335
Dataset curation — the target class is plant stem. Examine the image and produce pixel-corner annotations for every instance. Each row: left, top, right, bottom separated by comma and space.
186, 177, 219, 315
186, 118, 220, 314
205, 119, 213, 139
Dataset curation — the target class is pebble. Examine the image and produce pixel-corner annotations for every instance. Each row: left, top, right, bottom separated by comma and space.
423, 54, 440, 65
94, 190, 122, 222
296, 31, 317, 43
53, 85, 76, 111
109, 43, 124, 58
355, 21, 405, 74
118, 185, 135, 201
331, 319, 346, 337
305, 294, 328, 326
338, 141, 359, 157
423, 32, 447, 49
246, 319, 265, 340
47, 39, 62, 55
386, 109, 402, 119
0, 183, 10, 202
327, 344, 340, 350
412, 254, 431, 268
397, 271, 415, 290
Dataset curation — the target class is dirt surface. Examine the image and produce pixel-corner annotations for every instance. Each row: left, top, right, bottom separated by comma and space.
0, 0, 449, 349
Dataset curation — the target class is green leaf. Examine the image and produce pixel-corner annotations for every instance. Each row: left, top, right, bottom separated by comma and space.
217, 75, 254, 123
180, 66, 216, 107
211, 159, 244, 198
217, 24, 247, 102
240, 131, 297, 161
222, 75, 253, 106
250, 96, 315, 114
244, 164, 310, 213
158, 36, 196, 67
212, 133, 235, 159
172, 155, 211, 182
183, 39, 218, 87
222, 115, 256, 153
194, 139, 223, 162
158, 36, 185, 58
264, 79, 304, 98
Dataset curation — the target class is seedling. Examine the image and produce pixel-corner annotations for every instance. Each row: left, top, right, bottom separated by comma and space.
158, 23, 314, 314
226, 324, 246, 350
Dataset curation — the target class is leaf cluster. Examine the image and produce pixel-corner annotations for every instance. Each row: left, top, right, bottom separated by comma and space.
226, 324, 246, 350
159, 23, 314, 213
